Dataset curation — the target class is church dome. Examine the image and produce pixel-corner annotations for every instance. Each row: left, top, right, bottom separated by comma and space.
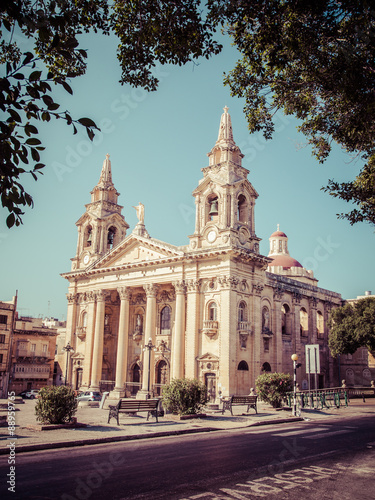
268, 254, 302, 269
270, 230, 287, 238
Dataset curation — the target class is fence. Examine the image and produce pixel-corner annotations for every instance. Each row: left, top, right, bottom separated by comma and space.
285, 388, 348, 410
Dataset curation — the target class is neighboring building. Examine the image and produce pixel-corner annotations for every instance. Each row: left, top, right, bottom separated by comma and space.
342, 291, 375, 386
61, 107, 343, 401
8, 317, 57, 394
0, 297, 17, 398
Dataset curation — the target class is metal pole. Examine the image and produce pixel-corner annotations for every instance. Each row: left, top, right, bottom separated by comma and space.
65, 350, 69, 386
147, 347, 151, 399
291, 354, 298, 416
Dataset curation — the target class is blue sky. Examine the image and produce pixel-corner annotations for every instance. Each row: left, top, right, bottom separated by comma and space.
0, 31, 374, 320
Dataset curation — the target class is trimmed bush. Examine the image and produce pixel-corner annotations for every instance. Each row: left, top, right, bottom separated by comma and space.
35, 386, 78, 424
162, 378, 208, 415
255, 372, 293, 408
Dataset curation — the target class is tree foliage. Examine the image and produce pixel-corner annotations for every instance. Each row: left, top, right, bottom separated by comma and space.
162, 378, 208, 415
328, 297, 375, 357
255, 372, 293, 408
35, 385, 77, 424
2, 0, 375, 227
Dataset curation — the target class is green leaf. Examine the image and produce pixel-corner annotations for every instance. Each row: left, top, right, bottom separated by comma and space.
6, 213, 15, 228
29, 71, 42, 82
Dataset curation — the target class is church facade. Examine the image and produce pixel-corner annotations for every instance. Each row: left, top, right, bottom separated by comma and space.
62, 107, 342, 401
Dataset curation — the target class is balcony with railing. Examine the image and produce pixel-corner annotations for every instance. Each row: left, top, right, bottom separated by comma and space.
202, 320, 219, 338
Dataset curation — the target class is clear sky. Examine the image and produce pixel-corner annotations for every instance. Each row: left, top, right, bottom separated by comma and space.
0, 31, 374, 320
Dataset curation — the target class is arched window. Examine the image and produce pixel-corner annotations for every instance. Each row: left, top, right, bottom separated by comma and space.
262, 362, 271, 372
208, 302, 217, 321
281, 304, 290, 335
85, 225, 92, 247
160, 306, 171, 334
300, 307, 308, 336
107, 226, 116, 249
238, 301, 247, 323
206, 195, 219, 222
237, 194, 248, 222
238, 360, 249, 371
317, 311, 324, 338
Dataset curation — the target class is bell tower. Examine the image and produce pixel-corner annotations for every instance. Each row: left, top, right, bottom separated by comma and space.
72, 154, 129, 270
189, 107, 261, 252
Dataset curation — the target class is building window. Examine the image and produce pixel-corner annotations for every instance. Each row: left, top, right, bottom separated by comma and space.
300, 307, 308, 336
262, 362, 271, 372
281, 304, 291, 335
237, 195, 248, 222
0, 353, 3, 363
42, 344, 47, 353
238, 302, 247, 323
208, 302, 217, 321
237, 360, 249, 371
160, 306, 171, 334
317, 311, 324, 338
0, 334, 5, 343
0, 315, 7, 326
31, 344, 36, 352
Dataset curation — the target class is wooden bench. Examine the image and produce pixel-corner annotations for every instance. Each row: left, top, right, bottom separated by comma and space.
108, 399, 161, 425
222, 395, 258, 415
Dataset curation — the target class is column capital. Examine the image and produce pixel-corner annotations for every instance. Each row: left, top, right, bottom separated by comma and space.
117, 287, 131, 301
219, 276, 239, 290
95, 289, 109, 302
186, 279, 201, 293
173, 280, 186, 294
252, 283, 264, 295
66, 293, 79, 304
143, 283, 159, 298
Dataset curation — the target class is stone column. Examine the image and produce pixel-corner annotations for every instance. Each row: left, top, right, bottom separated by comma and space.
89, 290, 107, 391
219, 276, 240, 396
273, 289, 283, 372
111, 287, 131, 399
309, 297, 318, 343
252, 282, 264, 383
138, 283, 158, 398
171, 281, 186, 379
185, 279, 201, 379
81, 292, 96, 389
65, 293, 78, 384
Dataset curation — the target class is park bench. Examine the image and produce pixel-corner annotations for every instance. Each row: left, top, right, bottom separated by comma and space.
222, 395, 258, 415
108, 398, 161, 425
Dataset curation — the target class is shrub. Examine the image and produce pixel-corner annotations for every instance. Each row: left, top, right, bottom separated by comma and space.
255, 372, 293, 408
162, 378, 208, 415
35, 386, 78, 424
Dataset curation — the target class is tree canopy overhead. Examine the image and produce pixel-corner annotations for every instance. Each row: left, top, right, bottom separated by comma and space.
328, 297, 375, 357
1, 0, 375, 227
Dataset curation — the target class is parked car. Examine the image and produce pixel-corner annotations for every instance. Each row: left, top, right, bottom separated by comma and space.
76, 391, 101, 402
25, 390, 39, 399
18, 390, 28, 399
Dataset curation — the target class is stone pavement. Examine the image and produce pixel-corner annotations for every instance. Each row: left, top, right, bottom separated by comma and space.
1, 398, 374, 455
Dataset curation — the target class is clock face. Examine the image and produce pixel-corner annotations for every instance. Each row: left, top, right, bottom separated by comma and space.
207, 230, 217, 243
83, 254, 90, 265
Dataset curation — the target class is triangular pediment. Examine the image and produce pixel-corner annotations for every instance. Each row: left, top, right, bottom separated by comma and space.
90, 233, 184, 270
196, 352, 220, 362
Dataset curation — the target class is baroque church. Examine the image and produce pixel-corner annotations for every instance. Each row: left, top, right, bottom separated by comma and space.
62, 107, 342, 401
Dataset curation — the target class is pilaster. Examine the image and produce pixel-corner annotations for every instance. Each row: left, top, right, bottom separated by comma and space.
185, 279, 201, 378
89, 290, 108, 391
171, 281, 186, 379
81, 291, 96, 389
111, 287, 131, 399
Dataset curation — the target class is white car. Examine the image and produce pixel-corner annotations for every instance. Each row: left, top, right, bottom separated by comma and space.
77, 391, 102, 402
25, 390, 39, 399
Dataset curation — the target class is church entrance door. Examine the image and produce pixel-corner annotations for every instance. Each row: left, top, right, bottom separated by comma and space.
205, 373, 216, 403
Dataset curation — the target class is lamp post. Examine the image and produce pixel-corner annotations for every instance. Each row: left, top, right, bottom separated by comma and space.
143, 338, 155, 399
63, 342, 74, 386
291, 354, 298, 416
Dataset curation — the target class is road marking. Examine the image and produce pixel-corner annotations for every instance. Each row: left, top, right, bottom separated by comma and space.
272, 427, 331, 437
304, 429, 352, 439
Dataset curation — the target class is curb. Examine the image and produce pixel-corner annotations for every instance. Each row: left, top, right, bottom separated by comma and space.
1, 416, 305, 455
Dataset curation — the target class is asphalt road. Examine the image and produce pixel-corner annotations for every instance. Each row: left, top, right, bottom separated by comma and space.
1, 413, 375, 499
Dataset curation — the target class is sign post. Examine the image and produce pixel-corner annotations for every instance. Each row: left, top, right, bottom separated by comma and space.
305, 344, 320, 399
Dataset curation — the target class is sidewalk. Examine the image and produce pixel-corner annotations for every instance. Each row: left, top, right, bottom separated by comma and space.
1, 399, 374, 455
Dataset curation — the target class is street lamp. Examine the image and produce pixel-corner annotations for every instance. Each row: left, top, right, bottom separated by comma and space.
143, 338, 155, 399
63, 342, 74, 386
291, 353, 301, 416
